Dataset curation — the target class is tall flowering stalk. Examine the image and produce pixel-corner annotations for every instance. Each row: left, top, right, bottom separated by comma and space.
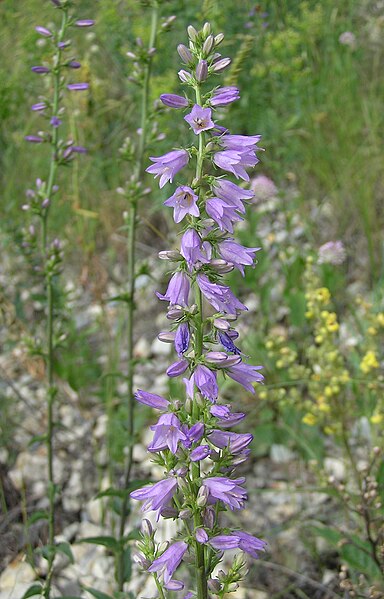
131, 23, 266, 597
23, 2, 92, 597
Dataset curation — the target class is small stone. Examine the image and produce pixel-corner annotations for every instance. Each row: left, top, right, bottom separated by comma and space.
324, 457, 345, 481
0, 560, 35, 588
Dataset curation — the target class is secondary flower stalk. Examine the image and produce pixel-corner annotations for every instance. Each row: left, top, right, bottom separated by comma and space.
133, 22, 266, 597
24, 5, 91, 598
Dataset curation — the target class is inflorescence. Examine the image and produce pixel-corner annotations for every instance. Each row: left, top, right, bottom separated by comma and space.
130, 22, 266, 596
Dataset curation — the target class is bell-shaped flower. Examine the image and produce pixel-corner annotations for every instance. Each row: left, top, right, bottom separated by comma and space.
226, 361, 264, 393
156, 271, 190, 306
146, 149, 189, 188
180, 228, 209, 270
194, 364, 218, 401
184, 104, 215, 135
203, 476, 247, 510
218, 239, 261, 276
164, 186, 199, 223
130, 478, 178, 515
148, 541, 188, 589
197, 274, 247, 314
148, 413, 187, 454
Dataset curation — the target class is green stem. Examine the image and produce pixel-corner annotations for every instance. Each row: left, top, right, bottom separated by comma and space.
116, 2, 159, 592
192, 80, 208, 599
42, 10, 68, 599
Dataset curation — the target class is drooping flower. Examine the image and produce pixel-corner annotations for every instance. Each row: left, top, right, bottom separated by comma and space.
206, 197, 243, 233
130, 478, 178, 514
212, 179, 254, 212
156, 271, 190, 306
174, 322, 190, 355
148, 413, 187, 454
226, 361, 264, 392
166, 359, 189, 377
190, 444, 211, 461
135, 389, 169, 410
164, 186, 200, 223
203, 476, 247, 510
184, 104, 215, 135
210, 404, 245, 427
210, 86, 240, 107
180, 228, 209, 270
148, 541, 188, 589
197, 274, 247, 314
194, 364, 218, 401
207, 430, 253, 454
232, 531, 267, 558
218, 239, 260, 276
213, 150, 259, 181
146, 149, 189, 188
218, 331, 241, 354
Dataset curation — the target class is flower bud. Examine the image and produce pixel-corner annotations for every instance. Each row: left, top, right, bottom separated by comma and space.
227, 583, 239, 592
158, 541, 169, 553
166, 359, 189, 377
160, 94, 189, 109
179, 508, 192, 519
196, 528, 209, 543
196, 59, 208, 82
213, 318, 230, 331
158, 249, 182, 261
208, 579, 222, 592
158, 331, 176, 343
178, 69, 193, 83
210, 259, 234, 273
141, 519, 153, 537
197, 486, 209, 507
185, 396, 193, 414
160, 506, 178, 518
177, 44, 193, 64
202, 22, 211, 37
203, 35, 214, 56
187, 25, 198, 41
211, 57, 231, 73
214, 33, 225, 46
203, 507, 215, 528
205, 351, 228, 364
166, 306, 184, 320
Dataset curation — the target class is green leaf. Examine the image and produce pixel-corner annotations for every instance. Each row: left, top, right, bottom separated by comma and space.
307, 524, 343, 546
341, 537, 383, 581
28, 434, 47, 446
22, 585, 43, 598
27, 510, 48, 526
83, 586, 114, 599
78, 536, 119, 552
56, 541, 74, 564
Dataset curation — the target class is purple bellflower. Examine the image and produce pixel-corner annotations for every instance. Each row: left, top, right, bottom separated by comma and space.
146, 149, 189, 188
148, 541, 188, 589
180, 228, 209, 270
130, 478, 178, 514
164, 186, 199, 223
174, 322, 190, 355
218, 239, 261, 276
148, 413, 187, 453
210, 86, 240, 106
156, 271, 190, 306
184, 104, 215, 135
197, 273, 247, 314
203, 476, 247, 510
194, 364, 218, 401
226, 361, 264, 392
135, 389, 169, 410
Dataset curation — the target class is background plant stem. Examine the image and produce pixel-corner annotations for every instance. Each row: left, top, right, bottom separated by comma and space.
116, 1, 159, 592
